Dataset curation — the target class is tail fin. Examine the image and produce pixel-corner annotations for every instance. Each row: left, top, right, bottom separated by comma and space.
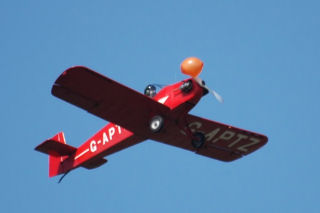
35, 132, 77, 177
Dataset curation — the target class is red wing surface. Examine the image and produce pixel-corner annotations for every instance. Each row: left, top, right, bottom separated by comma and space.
150, 114, 268, 162
186, 114, 268, 161
52, 66, 170, 135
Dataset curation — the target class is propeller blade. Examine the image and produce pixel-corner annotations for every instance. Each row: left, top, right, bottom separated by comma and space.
211, 89, 224, 103
194, 77, 224, 103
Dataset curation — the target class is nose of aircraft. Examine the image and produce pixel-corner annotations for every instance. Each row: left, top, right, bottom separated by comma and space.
181, 57, 223, 103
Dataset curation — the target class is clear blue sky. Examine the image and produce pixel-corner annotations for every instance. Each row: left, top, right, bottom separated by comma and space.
1, 0, 319, 212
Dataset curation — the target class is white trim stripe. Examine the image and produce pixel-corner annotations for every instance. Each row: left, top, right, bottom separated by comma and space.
74, 148, 89, 160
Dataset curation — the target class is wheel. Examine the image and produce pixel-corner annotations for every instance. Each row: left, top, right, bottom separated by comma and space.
180, 80, 193, 93
191, 132, 205, 149
150, 115, 164, 133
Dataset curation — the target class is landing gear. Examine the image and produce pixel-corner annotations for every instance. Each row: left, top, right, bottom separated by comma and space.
150, 115, 164, 133
191, 132, 205, 149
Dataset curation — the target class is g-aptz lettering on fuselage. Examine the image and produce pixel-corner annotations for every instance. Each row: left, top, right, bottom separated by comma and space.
90, 125, 122, 152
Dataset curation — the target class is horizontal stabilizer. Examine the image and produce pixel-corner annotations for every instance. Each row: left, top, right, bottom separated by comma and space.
35, 139, 77, 156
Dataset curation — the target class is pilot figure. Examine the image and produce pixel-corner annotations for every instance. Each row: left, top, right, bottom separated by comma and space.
144, 85, 157, 97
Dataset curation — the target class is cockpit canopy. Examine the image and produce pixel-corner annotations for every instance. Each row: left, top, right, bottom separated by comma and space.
144, 84, 157, 97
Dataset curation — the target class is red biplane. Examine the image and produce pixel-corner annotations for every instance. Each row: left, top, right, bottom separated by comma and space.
35, 58, 268, 181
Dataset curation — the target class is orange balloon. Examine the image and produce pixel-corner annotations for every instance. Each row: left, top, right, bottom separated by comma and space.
180, 57, 204, 78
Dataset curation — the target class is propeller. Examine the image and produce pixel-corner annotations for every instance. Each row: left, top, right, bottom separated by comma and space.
194, 76, 224, 103
181, 57, 224, 103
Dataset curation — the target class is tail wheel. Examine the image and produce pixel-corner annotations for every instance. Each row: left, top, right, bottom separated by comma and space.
150, 115, 164, 133
191, 132, 205, 149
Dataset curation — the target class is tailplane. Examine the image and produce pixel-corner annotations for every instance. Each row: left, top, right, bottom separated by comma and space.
35, 132, 77, 177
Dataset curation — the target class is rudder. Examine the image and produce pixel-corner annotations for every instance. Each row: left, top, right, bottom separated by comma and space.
35, 132, 77, 177
49, 132, 66, 177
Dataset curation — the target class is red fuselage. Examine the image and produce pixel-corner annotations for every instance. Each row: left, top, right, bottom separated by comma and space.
57, 78, 205, 174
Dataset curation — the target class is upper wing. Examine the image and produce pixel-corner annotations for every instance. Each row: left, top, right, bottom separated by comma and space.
52, 66, 170, 135
150, 114, 268, 162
